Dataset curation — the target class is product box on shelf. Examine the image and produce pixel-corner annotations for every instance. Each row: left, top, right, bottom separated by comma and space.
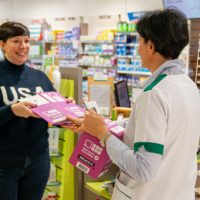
69, 116, 125, 179
114, 35, 120, 43
116, 46, 122, 55
19, 92, 85, 125
122, 46, 130, 55
29, 45, 43, 56
87, 68, 95, 75
108, 69, 116, 77
120, 35, 132, 43
49, 128, 59, 155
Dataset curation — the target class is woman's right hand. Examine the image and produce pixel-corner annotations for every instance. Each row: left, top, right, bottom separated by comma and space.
11, 101, 40, 118
61, 115, 84, 133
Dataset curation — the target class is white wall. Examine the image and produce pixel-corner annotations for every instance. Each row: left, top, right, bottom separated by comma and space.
0, 0, 164, 33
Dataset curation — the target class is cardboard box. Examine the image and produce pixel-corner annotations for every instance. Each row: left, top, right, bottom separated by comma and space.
69, 117, 125, 179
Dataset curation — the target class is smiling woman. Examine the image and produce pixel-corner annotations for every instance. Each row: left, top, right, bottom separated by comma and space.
0, 22, 57, 200
0, 22, 30, 65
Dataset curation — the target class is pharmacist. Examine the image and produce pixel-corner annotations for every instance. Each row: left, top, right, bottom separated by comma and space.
63, 9, 200, 200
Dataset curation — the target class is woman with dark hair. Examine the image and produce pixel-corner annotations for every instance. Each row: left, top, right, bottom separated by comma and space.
63, 9, 200, 200
0, 22, 74, 200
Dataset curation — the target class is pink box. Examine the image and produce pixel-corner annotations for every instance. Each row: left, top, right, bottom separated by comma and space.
69, 117, 125, 179
30, 92, 85, 125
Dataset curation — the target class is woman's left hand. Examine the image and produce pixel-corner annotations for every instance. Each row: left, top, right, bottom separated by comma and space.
66, 97, 75, 104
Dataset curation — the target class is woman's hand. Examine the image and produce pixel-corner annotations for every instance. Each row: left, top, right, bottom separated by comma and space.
11, 102, 40, 118
66, 97, 75, 104
61, 115, 84, 133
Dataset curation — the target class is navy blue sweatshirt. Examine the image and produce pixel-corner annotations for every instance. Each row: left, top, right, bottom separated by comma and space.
0, 58, 56, 156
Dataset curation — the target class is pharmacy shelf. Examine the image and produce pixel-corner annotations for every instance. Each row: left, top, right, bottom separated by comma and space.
118, 70, 151, 75
46, 181, 61, 187
50, 153, 63, 158
78, 52, 114, 56
54, 55, 77, 59
83, 75, 115, 78
80, 40, 114, 44
115, 55, 140, 59
29, 40, 45, 44
85, 182, 112, 200
114, 43, 139, 47
115, 32, 138, 36
79, 63, 115, 67
45, 40, 73, 43
28, 55, 43, 58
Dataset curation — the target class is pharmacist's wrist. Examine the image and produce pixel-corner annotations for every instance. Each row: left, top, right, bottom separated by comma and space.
97, 126, 109, 140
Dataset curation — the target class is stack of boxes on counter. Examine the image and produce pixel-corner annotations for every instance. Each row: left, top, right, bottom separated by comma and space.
44, 27, 80, 41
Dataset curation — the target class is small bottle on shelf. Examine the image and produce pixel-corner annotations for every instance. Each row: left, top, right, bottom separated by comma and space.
48, 192, 56, 200
49, 163, 56, 182
52, 66, 61, 92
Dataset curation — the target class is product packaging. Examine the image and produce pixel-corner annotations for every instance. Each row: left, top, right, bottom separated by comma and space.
122, 22, 128, 32
120, 35, 132, 43
49, 128, 59, 155
69, 117, 125, 179
19, 92, 85, 125
52, 66, 61, 92
108, 69, 116, 77
122, 46, 130, 55
48, 163, 57, 182
116, 47, 122, 55
114, 35, 120, 43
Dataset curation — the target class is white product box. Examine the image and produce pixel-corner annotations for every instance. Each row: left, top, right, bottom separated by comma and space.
49, 128, 59, 155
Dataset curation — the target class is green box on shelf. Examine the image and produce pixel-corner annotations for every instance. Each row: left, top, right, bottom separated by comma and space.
131, 23, 137, 32
122, 23, 128, 32
117, 23, 122, 32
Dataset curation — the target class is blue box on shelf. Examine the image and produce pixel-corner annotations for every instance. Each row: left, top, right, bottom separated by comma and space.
128, 66, 134, 71
132, 37, 137, 43
122, 46, 130, 55
117, 66, 122, 70
120, 35, 132, 43
116, 46, 122, 55
122, 66, 129, 71
115, 35, 120, 43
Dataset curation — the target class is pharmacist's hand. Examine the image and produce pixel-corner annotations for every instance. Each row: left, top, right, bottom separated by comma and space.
66, 97, 76, 104
82, 109, 109, 140
61, 115, 83, 133
11, 102, 40, 118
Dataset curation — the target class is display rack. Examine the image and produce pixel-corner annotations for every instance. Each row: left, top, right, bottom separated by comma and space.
115, 32, 138, 36
79, 63, 116, 68
115, 55, 140, 59
114, 43, 139, 47
80, 40, 114, 44
117, 70, 151, 75
78, 51, 113, 55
